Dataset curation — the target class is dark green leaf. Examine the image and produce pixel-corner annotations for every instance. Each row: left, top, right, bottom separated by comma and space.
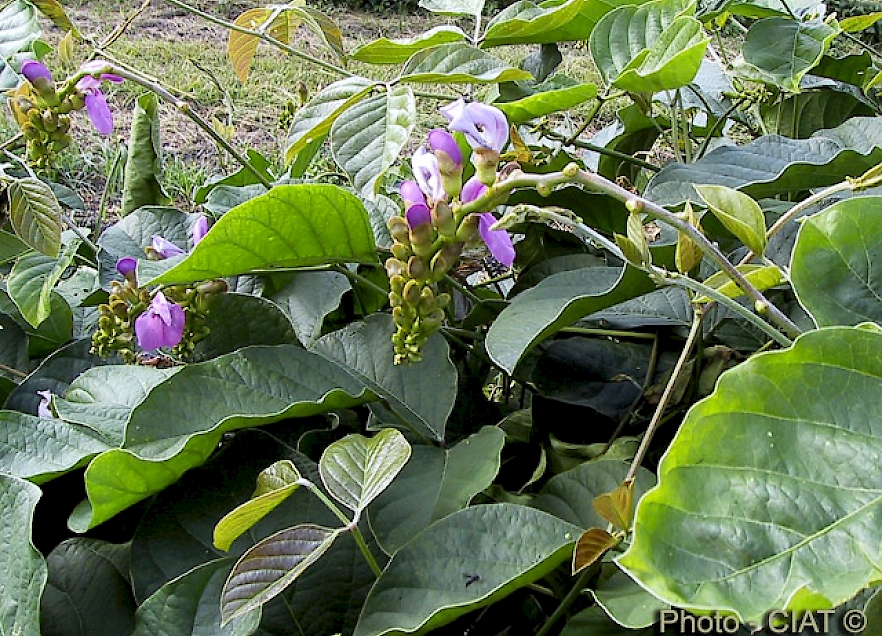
267, 270, 350, 346
8, 177, 62, 258
592, 565, 669, 628
121, 93, 172, 216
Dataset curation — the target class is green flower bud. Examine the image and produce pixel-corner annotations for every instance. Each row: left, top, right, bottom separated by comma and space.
436, 292, 451, 309
387, 216, 411, 246
403, 279, 421, 305
472, 148, 500, 186
432, 201, 457, 238
390, 274, 406, 295
388, 291, 402, 307
385, 257, 405, 278
390, 243, 411, 261
406, 255, 429, 281
41, 111, 57, 133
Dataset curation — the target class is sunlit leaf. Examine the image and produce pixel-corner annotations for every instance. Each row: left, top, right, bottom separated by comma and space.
8, 177, 62, 258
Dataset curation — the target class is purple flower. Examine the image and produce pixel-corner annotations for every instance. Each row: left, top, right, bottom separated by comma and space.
441, 98, 508, 153
192, 215, 209, 246
37, 390, 54, 418
400, 180, 426, 210
411, 146, 445, 204
76, 63, 123, 135
427, 129, 462, 167
405, 203, 432, 229
116, 257, 137, 281
21, 60, 53, 83
135, 291, 186, 351
151, 235, 185, 259
478, 213, 515, 268
461, 176, 488, 204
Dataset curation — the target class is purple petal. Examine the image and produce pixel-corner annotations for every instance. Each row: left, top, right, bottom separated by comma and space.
116, 257, 137, 278
428, 129, 462, 167
478, 213, 515, 268
411, 147, 445, 203
440, 98, 466, 124
80, 60, 111, 75
400, 180, 426, 209
76, 75, 101, 93
191, 215, 209, 246
151, 235, 185, 259
461, 176, 488, 203
21, 60, 53, 83
37, 390, 53, 418
406, 203, 432, 229
446, 101, 509, 152
100, 73, 124, 84
135, 291, 186, 350
84, 89, 114, 135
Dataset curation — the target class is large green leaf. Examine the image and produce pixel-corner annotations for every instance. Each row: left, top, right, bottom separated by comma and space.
482, 0, 592, 47
41, 539, 136, 636
331, 88, 416, 196
418, 0, 485, 16
268, 270, 350, 346
7, 177, 62, 258
221, 524, 341, 624
618, 326, 882, 623
592, 566, 669, 629
0, 475, 45, 636
0, 1, 40, 90
590, 0, 708, 93
791, 196, 882, 327
312, 314, 457, 442
369, 426, 506, 554
694, 184, 767, 255
0, 411, 112, 482
738, 17, 840, 93
121, 93, 171, 216
8, 242, 77, 327
147, 185, 378, 285
134, 559, 260, 636
354, 504, 581, 636
319, 429, 410, 517
495, 75, 598, 122
68, 345, 376, 530
645, 117, 882, 206
284, 77, 374, 163
398, 43, 532, 84
350, 26, 467, 64
761, 88, 875, 139
485, 265, 654, 373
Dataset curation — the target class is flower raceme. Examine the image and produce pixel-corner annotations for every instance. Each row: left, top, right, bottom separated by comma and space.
135, 291, 186, 351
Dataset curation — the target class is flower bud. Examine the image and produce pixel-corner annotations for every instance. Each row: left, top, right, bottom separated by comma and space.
432, 201, 457, 238
387, 216, 411, 246
472, 148, 500, 186
385, 257, 405, 278
407, 255, 429, 281
390, 243, 411, 261
428, 129, 463, 198
390, 275, 406, 295
456, 213, 480, 242
403, 279, 421, 305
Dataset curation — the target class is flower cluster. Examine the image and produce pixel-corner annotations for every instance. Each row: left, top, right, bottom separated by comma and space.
11, 59, 122, 168
386, 99, 515, 364
91, 216, 221, 363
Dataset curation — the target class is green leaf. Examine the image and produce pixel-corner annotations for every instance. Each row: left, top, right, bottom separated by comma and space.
331, 87, 416, 196
618, 326, 882, 623
286, 5, 345, 60
213, 460, 303, 552
495, 76, 597, 122
694, 184, 767, 255
54, 365, 179, 445
121, 93, 172, 216
0, 312, 28, 382
590, 0, 707, 93
41, 539, 136, 636
194, 150, 274, 204
561, 606, 654, 636
0, 1, 40, 90
840, 11, 882, 32
0, 229, 30, 263
592, 566, 669, 628
268, 270, 350, 346
738, 17, 840, 93
0, 286, 71, 356
8, 242, 78, 327
696, 264, 785, 304
146, 185, 378, 285
319, 428, 411, 515
645, 117, 882, 206
221, 524, 340, 624
398, 42, 532, 84
791, 196, 882, 327
134, 559, 260, 636
354, 504, 581, 636
284, 77, 374, 164
30, 0, 78, 35
69, 345, 376, 531
761, 88, 875, 139
369, 426, 505, 554
312, 314, 457, 442
482, 0, 593, 47
532, 459, 656, 529
8, 176, 62, 258
418, 0, 485, 16
486, 265, 654, 373
0, 411, 112, 482
350, 26, 467, 64
0, 475, 46, 636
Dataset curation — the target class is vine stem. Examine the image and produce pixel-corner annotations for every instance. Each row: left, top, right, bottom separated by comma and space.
534, 567, 595, 636
162, 0, 352, 78
625, 309, 703, 482
89, 63, 273, 189
330, 264, 389, 298
542, 129, 661, 172
301, 480, 383, 578
0, 362, 26, 378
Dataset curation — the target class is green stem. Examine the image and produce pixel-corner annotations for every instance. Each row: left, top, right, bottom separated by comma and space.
444, 274, 483, 305
625, 310, 703, 482
302, 481, 383, 577
0, 362, 26, 378
162, 0, 352, 78
534, 567, 595, 636
60, 212, 100, 256
542, 129, 661, 172
331, 264, 389, 298
695, 98, 746, 160
604, 333, 660, 452
97, 64, 273, 189
766, 181, 852, 241
841, 31, 882, 63
560, 327, 656, 340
